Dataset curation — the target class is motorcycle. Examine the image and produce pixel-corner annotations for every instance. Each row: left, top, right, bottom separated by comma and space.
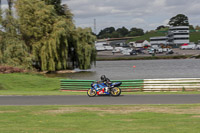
87, 78, 122, 97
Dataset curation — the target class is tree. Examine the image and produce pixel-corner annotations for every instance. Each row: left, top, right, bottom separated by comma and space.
195, 25, 200, 31
43, 0, 66, 16
0, 9, 31, 68
116, 27, 129, 36
15, 0, 95, 71
168, 14, 189, 26
7, 0, 13, 11
72, 28, 96, 69
189, 25, 195, 31
0, 0, 14, 14
98, 27, 115, 38
111, 31, 121, 38
156, 25, 166, 30
128, 27, 144, 36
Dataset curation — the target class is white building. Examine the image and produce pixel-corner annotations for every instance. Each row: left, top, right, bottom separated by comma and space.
150, 26, 190, 47
150, 36, 168, 46
168, 26, 189, 46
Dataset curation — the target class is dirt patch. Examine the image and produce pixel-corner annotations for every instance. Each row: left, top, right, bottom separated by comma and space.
121, 119, 133, 122
0, 66, 26, 74
191, 115, 200, 118
42, 106, 200, 115
0, 111, 18, 113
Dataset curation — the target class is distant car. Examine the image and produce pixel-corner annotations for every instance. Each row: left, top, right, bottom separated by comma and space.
180, 44, 196, 50
104, 46, 113, 51
157, 48, 163, 53
136, 49, 145, 54
163, 48, 169, 52
114, 47, 126, 52
130, 50, 137, 55
166, 49, 174, 54
122, 48, 132, 55
148, 48, 155, 54
196, 45, 200, 50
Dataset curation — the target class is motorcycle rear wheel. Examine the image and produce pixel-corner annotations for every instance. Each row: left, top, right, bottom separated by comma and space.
87, 88, 97, 97
110, 87, 121, 96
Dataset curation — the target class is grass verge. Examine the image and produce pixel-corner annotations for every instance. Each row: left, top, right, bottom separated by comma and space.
1, 104, 200, 133
0, 73, 62, 95
96, 55, 192, 61
1, 73, 200, 95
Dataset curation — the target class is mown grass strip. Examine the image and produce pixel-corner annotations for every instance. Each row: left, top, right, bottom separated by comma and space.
1, 105, 200, 133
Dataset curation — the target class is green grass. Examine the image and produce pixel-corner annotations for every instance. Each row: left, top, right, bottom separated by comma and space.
1, 105, 200, 133
0, 73, 64, 95
0, 73, 61, 91
97, 55, 192, 61
1, 73, 200, 95
129, 32, 166, 42
190, 32, 200, 43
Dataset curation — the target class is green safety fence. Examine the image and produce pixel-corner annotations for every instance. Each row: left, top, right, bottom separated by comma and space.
60, 79, 144, 92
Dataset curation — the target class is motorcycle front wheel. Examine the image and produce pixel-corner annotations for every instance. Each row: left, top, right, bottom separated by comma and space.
110, 87, 121, 96
87, 88, 97, 97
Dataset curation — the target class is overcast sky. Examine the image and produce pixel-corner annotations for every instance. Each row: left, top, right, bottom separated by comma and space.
63, 0, 200, 33
1, 0, 200, 34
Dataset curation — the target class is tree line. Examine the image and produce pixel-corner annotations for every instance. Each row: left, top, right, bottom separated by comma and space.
97, 27, 144, 39
0, 0, 96, 71
98, 14, 200, 39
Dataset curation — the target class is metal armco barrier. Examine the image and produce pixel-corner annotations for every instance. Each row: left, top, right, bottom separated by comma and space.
60, 78, 200, 92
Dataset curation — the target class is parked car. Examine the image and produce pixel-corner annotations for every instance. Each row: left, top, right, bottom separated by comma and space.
148, 48, 156, 54
166, 49, 174, 54
196, 45, 200, 50
122, 48, 132, 55
130, 50, 137, 55
104, 46, 113, 51
157, 48, 163, 53
136, 48, 145, 54
180, 44, 196, 50
114, 47, 126, 52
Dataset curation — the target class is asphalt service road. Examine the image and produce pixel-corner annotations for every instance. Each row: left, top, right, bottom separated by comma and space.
0, 95, 200, 105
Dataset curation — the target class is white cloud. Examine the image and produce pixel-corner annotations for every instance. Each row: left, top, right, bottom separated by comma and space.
63, 0, 200, 33
153, 0, 166, 7
131, 18, 146, 25
163, 19, 170, 25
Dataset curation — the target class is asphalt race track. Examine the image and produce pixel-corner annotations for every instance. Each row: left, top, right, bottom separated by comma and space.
0, 95, 200, 105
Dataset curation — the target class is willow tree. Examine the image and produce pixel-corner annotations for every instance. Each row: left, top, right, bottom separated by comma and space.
15, 0, 72, 71
7, 0, 13, 11
15, 0, 96, 71
0, 10, 32, 68
72, 28, 96, 69
43, 0, 66, 16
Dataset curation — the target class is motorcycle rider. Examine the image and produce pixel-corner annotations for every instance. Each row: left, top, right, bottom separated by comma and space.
100, 75, 112, 92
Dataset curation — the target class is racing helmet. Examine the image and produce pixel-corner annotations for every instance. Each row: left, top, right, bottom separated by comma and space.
100, 75, 106, 81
